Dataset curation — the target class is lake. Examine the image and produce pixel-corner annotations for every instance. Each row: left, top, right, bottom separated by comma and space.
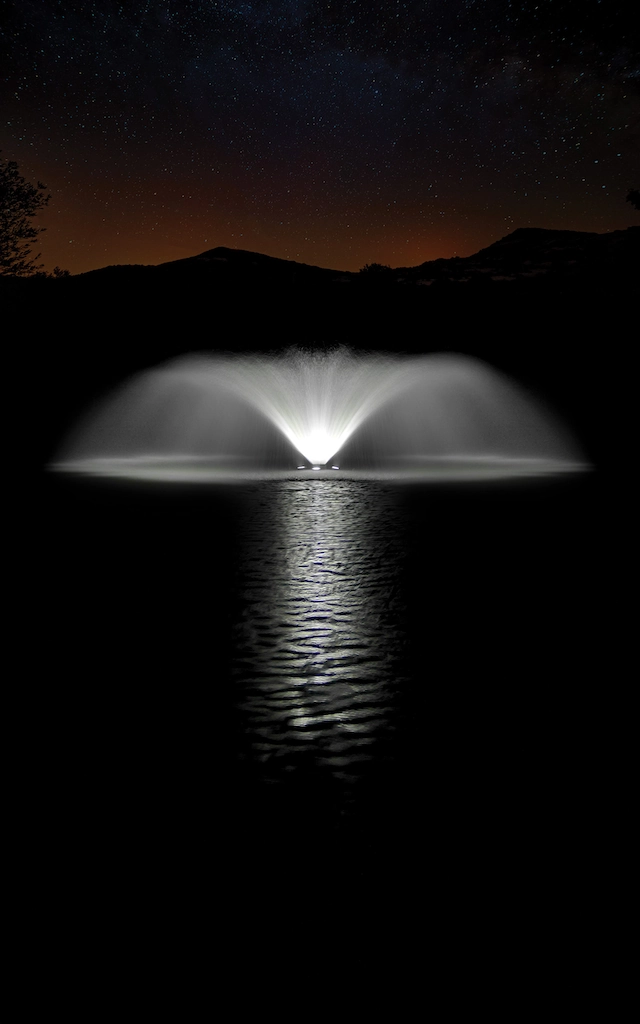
38, 469, 605, 986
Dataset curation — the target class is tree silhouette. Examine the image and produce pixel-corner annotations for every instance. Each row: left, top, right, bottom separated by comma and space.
359, 262, 393, 275
626, 188, 640, 212
0, 153, 51, 275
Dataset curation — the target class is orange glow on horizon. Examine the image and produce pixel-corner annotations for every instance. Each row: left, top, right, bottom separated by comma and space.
19, 159, 636, 277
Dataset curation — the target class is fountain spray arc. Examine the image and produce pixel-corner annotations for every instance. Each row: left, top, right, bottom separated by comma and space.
52, 347, 588, 482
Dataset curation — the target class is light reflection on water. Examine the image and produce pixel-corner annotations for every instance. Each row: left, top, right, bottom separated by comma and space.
232, 480, 409, 783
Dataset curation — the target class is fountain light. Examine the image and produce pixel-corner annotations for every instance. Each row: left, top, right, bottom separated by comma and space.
52, 347, 588, 483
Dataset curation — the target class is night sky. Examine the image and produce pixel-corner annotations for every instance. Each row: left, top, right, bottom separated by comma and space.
2, 1, 638, 274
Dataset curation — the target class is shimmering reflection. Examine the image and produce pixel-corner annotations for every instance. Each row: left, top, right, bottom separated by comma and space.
233, 480, 408, 784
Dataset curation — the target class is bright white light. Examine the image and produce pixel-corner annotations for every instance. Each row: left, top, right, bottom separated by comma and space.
203, 348, 413, 468
300, 429, 340, 465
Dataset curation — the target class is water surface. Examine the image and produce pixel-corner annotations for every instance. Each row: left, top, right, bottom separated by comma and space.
40, 472, 600, 925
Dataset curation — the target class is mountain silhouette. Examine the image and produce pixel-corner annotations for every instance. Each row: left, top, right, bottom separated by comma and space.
2, 225, 635, 303
157, 245, 352, 282
58, 223, 637, 287
395, 225, 639, 283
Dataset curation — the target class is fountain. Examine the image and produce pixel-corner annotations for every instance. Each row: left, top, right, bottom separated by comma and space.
52, 347, 587, 482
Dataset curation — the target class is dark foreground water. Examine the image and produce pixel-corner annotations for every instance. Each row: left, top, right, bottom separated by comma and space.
36, 471, 617, 996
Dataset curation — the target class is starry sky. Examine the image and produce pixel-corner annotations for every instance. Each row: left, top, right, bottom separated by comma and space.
1, 0, 638, 274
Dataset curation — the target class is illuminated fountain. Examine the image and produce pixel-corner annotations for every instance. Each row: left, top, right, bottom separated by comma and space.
52, 347, 587, 482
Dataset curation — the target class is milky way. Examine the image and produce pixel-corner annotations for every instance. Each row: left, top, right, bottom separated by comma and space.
1, 1, 638, 273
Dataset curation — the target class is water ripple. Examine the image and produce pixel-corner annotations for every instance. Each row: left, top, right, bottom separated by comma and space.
232, 480, 409, 780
